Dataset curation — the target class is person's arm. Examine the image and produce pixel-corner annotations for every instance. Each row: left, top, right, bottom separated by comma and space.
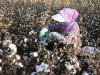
46, 32, 67, 44
39, 23, 64, 41
39, 25, 48, 41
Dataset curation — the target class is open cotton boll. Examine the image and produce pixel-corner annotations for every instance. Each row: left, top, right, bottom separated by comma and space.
30, 52, 38, 57
57, 57, 60, 60
0, 66, 2, 71
82, 46, 96, 56
0, 59, 2, 63
35, 39, 37, 43
23, 56, 28, 60
73, 61, 80, 68
70, 58, 76, 63
17, 62, 24, 68
15, 55, 21, 60
3, 40, 11, 46
44, 69, 50, 73
65, 63, 74, 70
11, 59, 16, 65
82, 71, 89, 75
67, 55, 72, 60
29, 30, 34, 36
0, 49, 3, 54
36, 65, 41, 70
40, 62, 49, 69
6, 32, 10, 35
35, 65, 43, 72
9, 44, 17, 52
24, 38, 27, 43
8, 44, 17, 58
70, 68, 77, 74
31, 72, 36, 75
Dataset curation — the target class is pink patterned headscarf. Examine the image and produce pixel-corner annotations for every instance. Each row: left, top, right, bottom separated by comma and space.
59, 8, 79, 36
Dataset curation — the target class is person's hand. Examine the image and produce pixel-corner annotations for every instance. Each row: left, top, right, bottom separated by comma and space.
46, 33, 51, 38
39, 33, 45, 41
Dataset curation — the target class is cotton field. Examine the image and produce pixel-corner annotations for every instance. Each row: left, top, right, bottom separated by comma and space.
1, 0, 100, 75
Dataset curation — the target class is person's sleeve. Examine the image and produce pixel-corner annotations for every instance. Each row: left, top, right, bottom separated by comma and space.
39, 25, 49, 41
48, 24, 63, 33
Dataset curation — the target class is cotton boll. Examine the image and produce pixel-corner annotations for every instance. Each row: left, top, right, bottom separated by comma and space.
40, 62, 49, 69
36, 65, 41, 70
74, 43, 77, 48
6, 32, 10, 35
0, 59, 2, 63
17, 62, 24, 68
82, 71, 89, 75
70, 58, 76, 64
29, 30, 34, 36
44, 69, 50, 73
0, 49, 3, 54
36, 67, 43, 73
9, 44, 17, 52
23, 56, 28, 60
70, 68, 77, 75
11, 59, 16, 65
65, 62, 74, 70
29, 52, 38, 57
35, 39, 37, 43
35, 65, 43, 72
31, 72, 36, 75
0, 66, 2, 71
3, 40, 11, 46
15, 55, 21, 60
82, 46, 95, 56
67, 55, 72, 60
8, 44, 17, 58
68, 65, 74, 70
24, 38, 27, 43
57, 57, 60, 60
73, 61, 80, 68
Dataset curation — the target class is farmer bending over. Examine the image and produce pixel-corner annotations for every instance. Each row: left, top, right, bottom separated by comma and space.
39, 8, 82, 56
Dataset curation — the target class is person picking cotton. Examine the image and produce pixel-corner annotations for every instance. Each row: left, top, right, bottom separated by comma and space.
39, 8, 82, 56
